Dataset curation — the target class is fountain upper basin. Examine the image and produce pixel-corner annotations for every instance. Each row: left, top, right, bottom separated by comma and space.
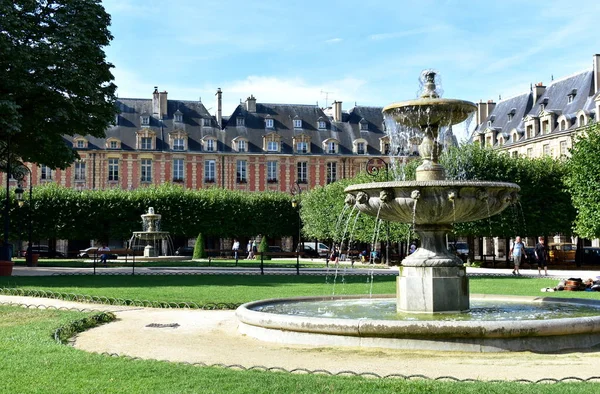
382, 98, 477, 127
345, 180, 520, 224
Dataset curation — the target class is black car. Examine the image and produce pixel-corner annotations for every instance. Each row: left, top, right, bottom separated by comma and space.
175, 246, 194, 256
297, 244, 320, 258
581, 247, 600, 265
24, 245, 66, 259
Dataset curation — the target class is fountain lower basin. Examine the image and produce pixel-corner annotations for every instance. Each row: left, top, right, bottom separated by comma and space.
236, 295, 600, 352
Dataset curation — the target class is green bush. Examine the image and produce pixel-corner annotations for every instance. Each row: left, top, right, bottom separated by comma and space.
258, 236, 270, 260
193, 233, 206, 259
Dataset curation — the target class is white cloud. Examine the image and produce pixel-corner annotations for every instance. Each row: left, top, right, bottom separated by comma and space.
324, 38, 343, 44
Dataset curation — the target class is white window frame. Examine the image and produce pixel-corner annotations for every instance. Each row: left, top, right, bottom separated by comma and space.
356, 142, 366, 155
326, 162, 337, 184
76, 140, 85, 148
74, 162, 85, 181
173, 138, 185, 151
109, 140, 118, 149
205, 139, 215, 152
318, 120, 326, 130
327, 141, 336, 154
297, 141, 308, 154
236, 117, 245, 127
141, 159, 152, 182
108, 158, 119, 181
237, 140, 247, 152
173, 158, 184, 181
141, 137, 152, 150
203, 118, 211, 127
204, 160, 216, 183
236, 160, 247, 183
267, 141, 279, 152
267, 161, 277, 182
560, 141, 568, 156
293, 119, 302, 128
265, 118, 274, 128
297, 162, 307, 184
40, 165, 52, 181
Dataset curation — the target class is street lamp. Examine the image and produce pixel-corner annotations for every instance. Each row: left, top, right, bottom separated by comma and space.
366, 158, 391, 265
14, 167, 33, 266
290, 181, 302, 274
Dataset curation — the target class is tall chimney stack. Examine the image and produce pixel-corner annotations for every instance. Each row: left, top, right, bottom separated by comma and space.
533, 82, 546, 105
593, 54, 600, 95
152, 86, 160, 116
332, 100, 342, 122
215, 88, 222, 128
245, 94, 256, 113
158, 90, 168, 119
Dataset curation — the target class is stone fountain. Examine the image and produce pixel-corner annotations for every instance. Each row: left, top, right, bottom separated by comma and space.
344, 70, 519, 313
130, 207, 174, 257
236, 71, 600, 352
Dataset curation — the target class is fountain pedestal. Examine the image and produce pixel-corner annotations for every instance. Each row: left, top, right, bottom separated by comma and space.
397, 266, 469, 313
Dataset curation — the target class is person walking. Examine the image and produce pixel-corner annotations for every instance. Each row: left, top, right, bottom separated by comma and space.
330, 246, 340, 267
534, 236, 549, 276
246, 240, 254, 260
98, 244, 110, 266
232, 239, 240, 260
510, 236, 524, 275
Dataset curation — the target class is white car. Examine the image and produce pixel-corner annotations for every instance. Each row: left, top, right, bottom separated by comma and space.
305, 242, 330, 257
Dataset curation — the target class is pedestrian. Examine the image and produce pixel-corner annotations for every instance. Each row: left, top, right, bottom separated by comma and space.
232, 239, 240, 260
247, 240, 254, 260
252, 240, 258, 260
330, 246, 340, 266
510, 236, 524, 275
534, 236, 549, 276
98, 244, 110, 266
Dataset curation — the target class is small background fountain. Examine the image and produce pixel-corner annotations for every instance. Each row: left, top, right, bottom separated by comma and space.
129, 207, 175, 258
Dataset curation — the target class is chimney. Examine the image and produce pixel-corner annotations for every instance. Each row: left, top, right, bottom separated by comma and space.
332, 100, 342, 122
476, 100, 487, 125
215, 88, 222, 128
245, 94, 256, 113
158, 90, 168, 119
485, 100, 496, 120
533, 82, 546, 105
593, 54, 600, 95
152, 86, 160, 116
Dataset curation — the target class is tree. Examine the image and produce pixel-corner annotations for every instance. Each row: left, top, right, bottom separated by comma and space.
565, 123, 600, 239
193, 233, 206, 259
0, 0, 117, 169
258, 236, 270, 260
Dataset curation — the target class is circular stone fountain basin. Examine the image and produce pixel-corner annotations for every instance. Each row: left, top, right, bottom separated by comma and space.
382, 98, 477, 126
236, 295, 600, 352
344, 180, 520, 224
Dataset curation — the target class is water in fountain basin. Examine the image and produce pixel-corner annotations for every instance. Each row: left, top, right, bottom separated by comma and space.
255, 298, 600, 321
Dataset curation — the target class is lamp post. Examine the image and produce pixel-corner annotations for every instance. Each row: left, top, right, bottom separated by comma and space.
290, 180, 302, 275
2, 135, 12, 262
14, 167, 32, 266
366, 158, 391, 265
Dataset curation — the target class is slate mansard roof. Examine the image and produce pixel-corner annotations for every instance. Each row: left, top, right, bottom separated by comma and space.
67, 96, 388, 155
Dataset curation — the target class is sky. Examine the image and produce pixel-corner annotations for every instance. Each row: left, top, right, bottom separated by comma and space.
102, 0, 600, 140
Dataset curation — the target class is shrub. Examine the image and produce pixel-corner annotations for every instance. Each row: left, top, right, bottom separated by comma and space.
258, 236, 270, 260
193, 233, 207, 259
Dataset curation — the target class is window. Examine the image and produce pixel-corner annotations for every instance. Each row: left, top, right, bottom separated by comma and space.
327, 141, 336, 154
560, 120, 566, 131
236, 160, 247, 183
173, 158, 184, 181
141, 137, 152, 150
267, 161, 277, 183
203, 118, 211, 127
293, 119, 302, 128
173, 138, 185, 151
560, 141, 568, 156
40, 165, 52, 180
141, 115, 150, 126
318, 120, 326, 130
108, 159, 119, 181
205, 139, 215, 152
109, 140, 118, 149
297, 162, 307, 184
526, 125, 534, 139
543, 144, 550, 156
567, 95, 574, 104
356, 142, 366, 155
297, 141, 308, 154
508, 113, 513, 121
360, 121, 368, 131
141, 159, 152, 182
265, 118, 274, 128
527, 148, 533, 158
74, 162, 85, 181
511, 151, 518, 159
76, 140, 85, 148
236, 117, 245, 126
237, 140, 247, 152
579, 115, 585, 127
326, 162, 337, 184
542, 120, 550, 134
487, 120, 492, 127
174, 112, 183, 123
267, 141, 279, 152
383, 143, 390, 155
204, 160, 215, 183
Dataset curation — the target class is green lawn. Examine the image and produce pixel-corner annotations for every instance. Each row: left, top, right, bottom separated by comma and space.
1, 305, 598, 393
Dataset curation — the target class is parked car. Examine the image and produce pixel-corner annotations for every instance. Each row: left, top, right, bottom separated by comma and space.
303, 242, 330, 257
175, 246, 194, 256
23, 245, 66, 259
581, 247, 600, 265
77, 247, 118, 260
448, 241, 469, 260
548, 243, 577, 263
297, 244, 320, 258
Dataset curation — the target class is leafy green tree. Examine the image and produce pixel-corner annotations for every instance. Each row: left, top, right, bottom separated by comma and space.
565, 123, 600, 239
0, 0, 117, 169
193, 233, 206, 259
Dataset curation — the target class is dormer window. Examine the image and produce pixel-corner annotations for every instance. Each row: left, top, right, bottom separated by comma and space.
487, 120, 492, 127
327, 141, 337, 154
568, 89, 577, 103
236, 117, 245, 127
293, 118, 302, 129
263, 133, 282, 153
508, 108, 516, 122
237, 139, 247, 152
106, 138, 121, 150
507, 114, 513, 121
357, 142, 366, 154
297, 141, 308, 153
203, 118, 211, 127
359, 118, 368, 131
141, 137, 152, 150
140, 114, 150, 126
174, 110, 183, 123
317, 118, 326, 130
204, 138, 215, 152
173, 138, 185, 151
265, 118, 274, 129
75, 139, 86, 149
267, 141, 279, 152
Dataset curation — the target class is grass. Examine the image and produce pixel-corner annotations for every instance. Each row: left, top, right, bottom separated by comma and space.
1, 305, 599, 393
2, 275, 600, 306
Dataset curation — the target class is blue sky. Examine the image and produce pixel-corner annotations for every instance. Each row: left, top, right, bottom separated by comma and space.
103, 0, 600, 139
